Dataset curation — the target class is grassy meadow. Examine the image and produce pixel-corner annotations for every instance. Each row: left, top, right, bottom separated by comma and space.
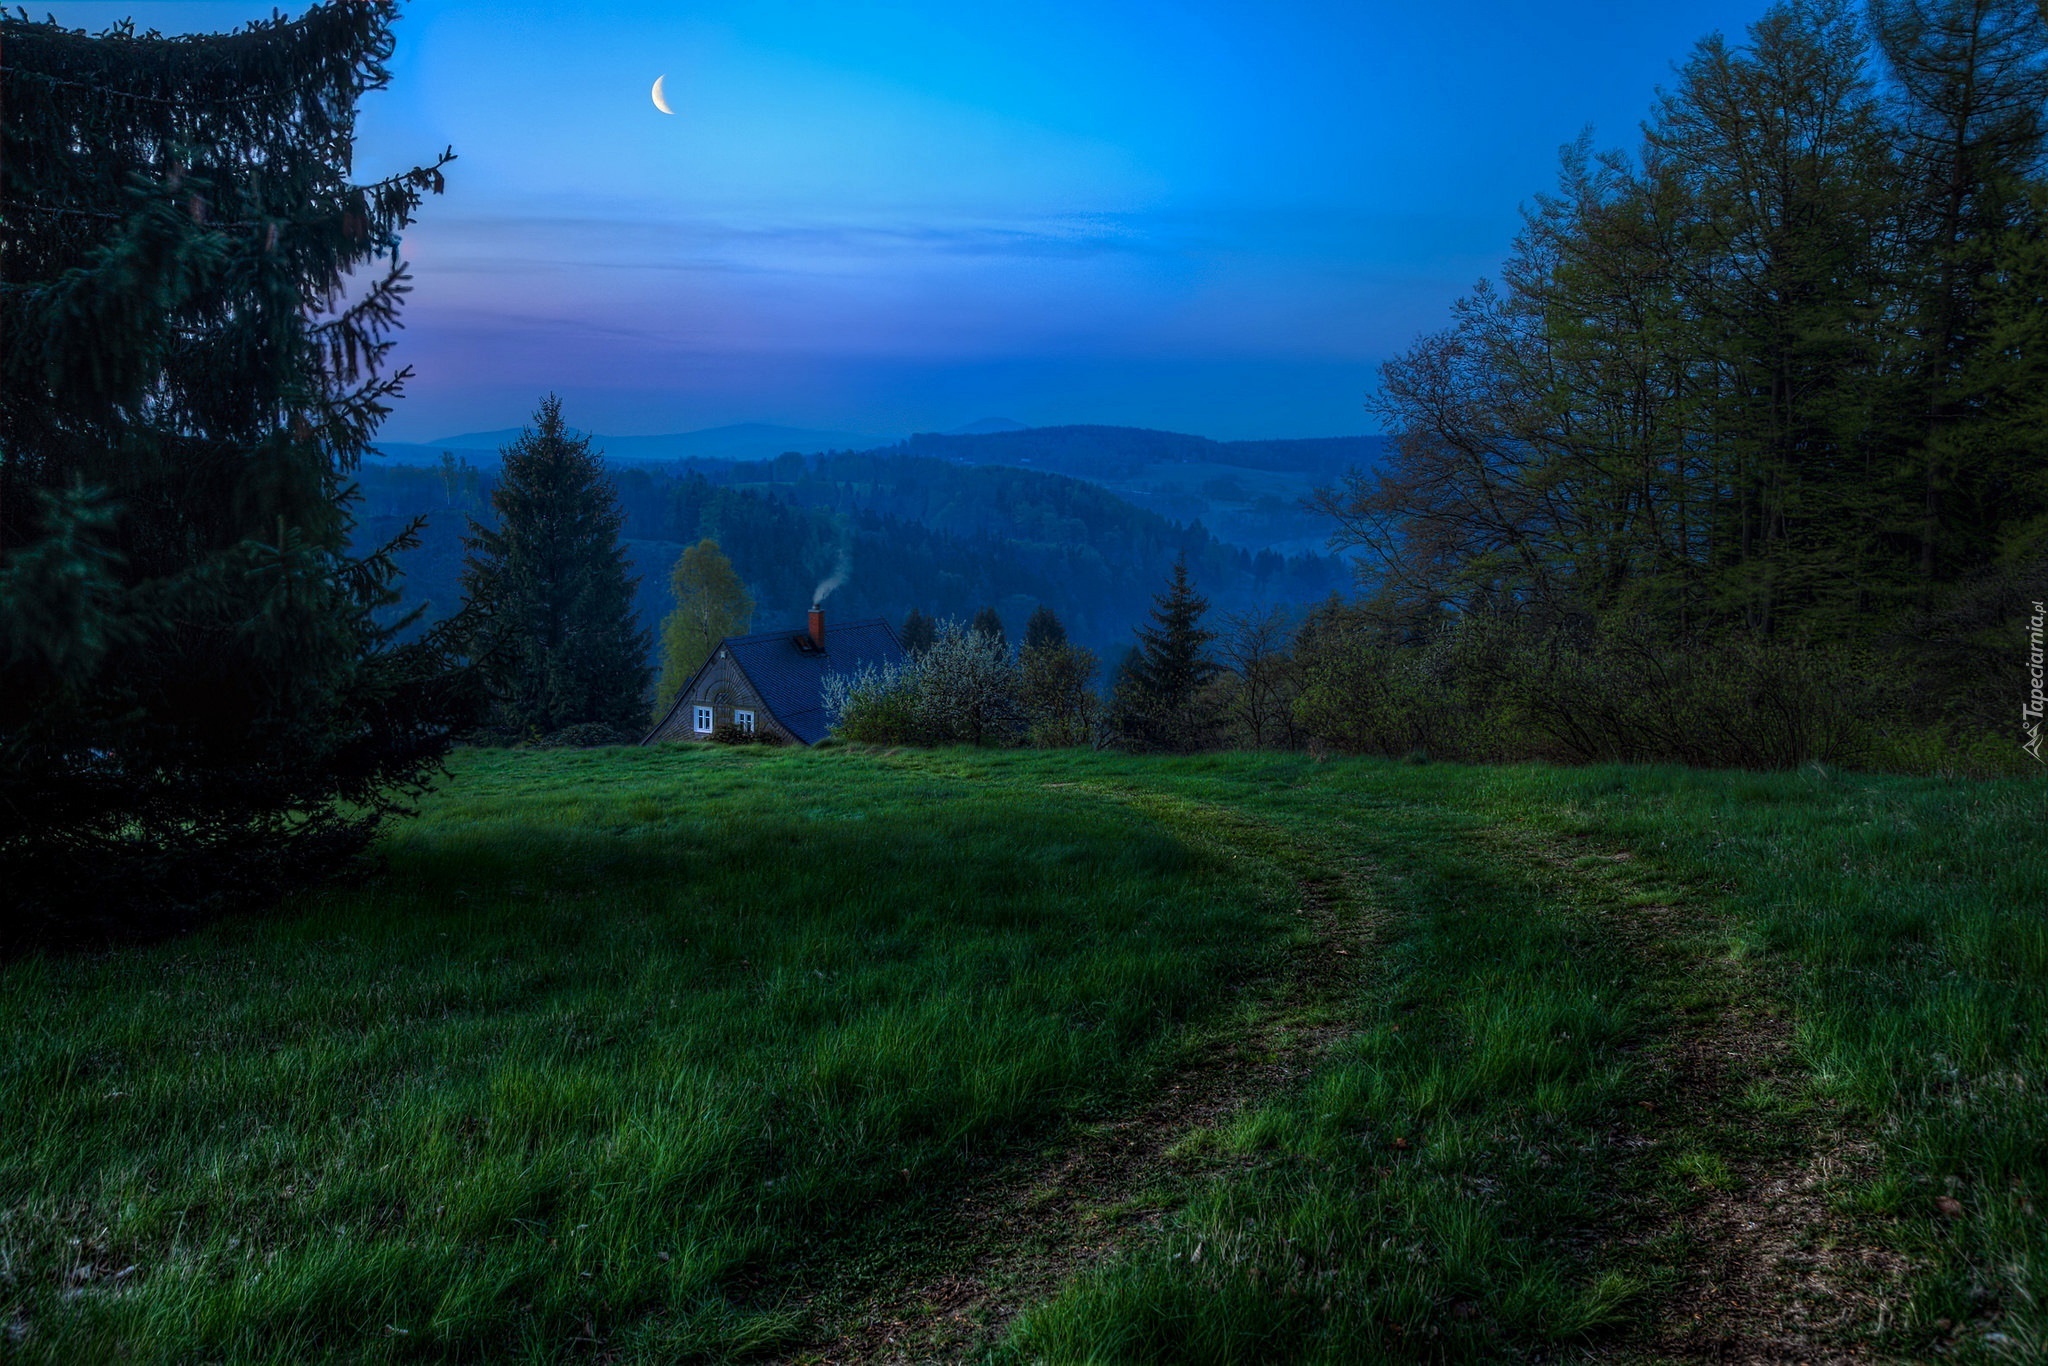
2, 745, 2042, 1362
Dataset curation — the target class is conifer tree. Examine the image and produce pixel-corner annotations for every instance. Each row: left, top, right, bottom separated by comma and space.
461, 397, 651, 737
0, 4, 468, 934
1872, 0, 2048, 586
900, 607, 937, 655
1114, 555, 1218, 751
970, 605, 1009, 653
1023, 604, 1068, 652
1648, 0, 1900, 632
655, 538, 753, 717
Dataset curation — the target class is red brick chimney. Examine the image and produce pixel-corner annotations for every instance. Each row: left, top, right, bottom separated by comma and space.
808, 606, 825, 650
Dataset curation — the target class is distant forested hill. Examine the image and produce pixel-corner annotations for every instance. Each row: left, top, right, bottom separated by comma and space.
890, 425, 1383, 480
875, 426, 1386, 557
352, 449, 1350, 669
382, 423, 1386, 561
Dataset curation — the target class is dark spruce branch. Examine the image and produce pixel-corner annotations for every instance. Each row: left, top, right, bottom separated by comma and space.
0, 2, 476, 940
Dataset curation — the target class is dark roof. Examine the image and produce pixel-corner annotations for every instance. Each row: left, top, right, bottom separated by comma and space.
657, 616, 906, 745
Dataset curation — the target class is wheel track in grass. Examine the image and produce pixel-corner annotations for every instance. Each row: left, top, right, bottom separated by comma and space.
779, 767, 1905, 1364
781, 779, 1387, 1366
1493, 827, 1911, 1364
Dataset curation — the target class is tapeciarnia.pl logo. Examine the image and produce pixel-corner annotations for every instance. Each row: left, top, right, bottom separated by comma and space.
2027, 599, 2045, 764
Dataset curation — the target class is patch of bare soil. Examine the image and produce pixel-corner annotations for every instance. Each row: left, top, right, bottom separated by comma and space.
783, 800, 1380, 1365
1640, 985, 1909, 1363
1529, 856, 1913, 1365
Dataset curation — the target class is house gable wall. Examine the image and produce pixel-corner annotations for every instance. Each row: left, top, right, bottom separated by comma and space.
646, 649, 796, 744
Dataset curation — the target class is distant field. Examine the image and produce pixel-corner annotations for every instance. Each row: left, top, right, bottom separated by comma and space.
3, 748, 2042, 1362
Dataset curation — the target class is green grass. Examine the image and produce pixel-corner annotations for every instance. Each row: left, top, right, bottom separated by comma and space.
1000, 779, 1654, 1361
0, 748, 1285, 1361
2, 746, 2043, 1362
1000, 758, 2048, 1363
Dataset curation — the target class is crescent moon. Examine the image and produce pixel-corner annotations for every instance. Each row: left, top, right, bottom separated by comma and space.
651, 74, 674, 115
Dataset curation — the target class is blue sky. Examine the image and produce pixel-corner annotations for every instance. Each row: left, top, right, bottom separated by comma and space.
49, 1, 1773, 440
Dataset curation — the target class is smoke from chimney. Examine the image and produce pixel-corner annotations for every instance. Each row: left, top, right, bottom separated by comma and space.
811, 548, 851, 610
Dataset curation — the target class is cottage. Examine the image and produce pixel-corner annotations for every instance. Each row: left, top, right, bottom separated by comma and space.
644, 608, 907, 746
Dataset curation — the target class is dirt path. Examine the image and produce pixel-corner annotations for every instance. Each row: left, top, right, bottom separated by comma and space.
783, 786, 1383, 1365
784, 777, 1906, 1364
1503, 835, 1911, 1364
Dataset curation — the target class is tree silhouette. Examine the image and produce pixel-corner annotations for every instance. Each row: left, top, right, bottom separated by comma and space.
970, 605, 1009, 653
461, 396, 651, 737
1113, 554, 1218, 752
656, 539, 754, 716
900, 607, 937, 655
1023, 604, 1068, 651
0, 2, 469, 934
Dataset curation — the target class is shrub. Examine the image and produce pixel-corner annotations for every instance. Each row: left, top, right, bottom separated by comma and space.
542, 722, 636, 749
1292, 606, 1898, 772
823, 661, 920, 744
822, 621, 1021, 746
1506, 624, 1887, 770
1019, 638, 1102, 748
1291, 605, 1519, 762
710, 721, 782, 746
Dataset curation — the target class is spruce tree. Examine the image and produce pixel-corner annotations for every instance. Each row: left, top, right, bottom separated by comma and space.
461, 397, 651, 737
970, 605, 1009, 653
1023, 604, 1068, 652
900, 607, 937, 655
1114, 555, 1219, 751
0, 4, 468, 935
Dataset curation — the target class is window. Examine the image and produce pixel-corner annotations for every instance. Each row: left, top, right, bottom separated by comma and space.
734, 709, 755, 734
693, 705, 713, 733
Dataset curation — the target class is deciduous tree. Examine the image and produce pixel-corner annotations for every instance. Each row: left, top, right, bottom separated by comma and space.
1220, 606, 1301, 749
1018, 607, 1100, 746
655, 539, 753, 717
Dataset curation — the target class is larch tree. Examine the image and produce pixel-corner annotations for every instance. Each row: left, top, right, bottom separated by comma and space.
460, 396, 651, 738
1872, 0, 2048, 587
1647, 0, 1901, 632
0, 3, 470, 935
1320, 0, 2048, 655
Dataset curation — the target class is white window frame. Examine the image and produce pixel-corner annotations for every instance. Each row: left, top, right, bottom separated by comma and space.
734, 709, 755, 734
693, 705, 714, 734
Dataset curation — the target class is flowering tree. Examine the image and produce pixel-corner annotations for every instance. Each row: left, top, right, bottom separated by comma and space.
824, 620, 1021, 745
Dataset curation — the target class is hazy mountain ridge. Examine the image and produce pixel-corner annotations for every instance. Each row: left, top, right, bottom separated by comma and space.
876, 425, 1385, 557
374, 422, 1384, 561
379, 422, 890, 467
891, 424, 1386, 480
380, 421, 1384, 480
